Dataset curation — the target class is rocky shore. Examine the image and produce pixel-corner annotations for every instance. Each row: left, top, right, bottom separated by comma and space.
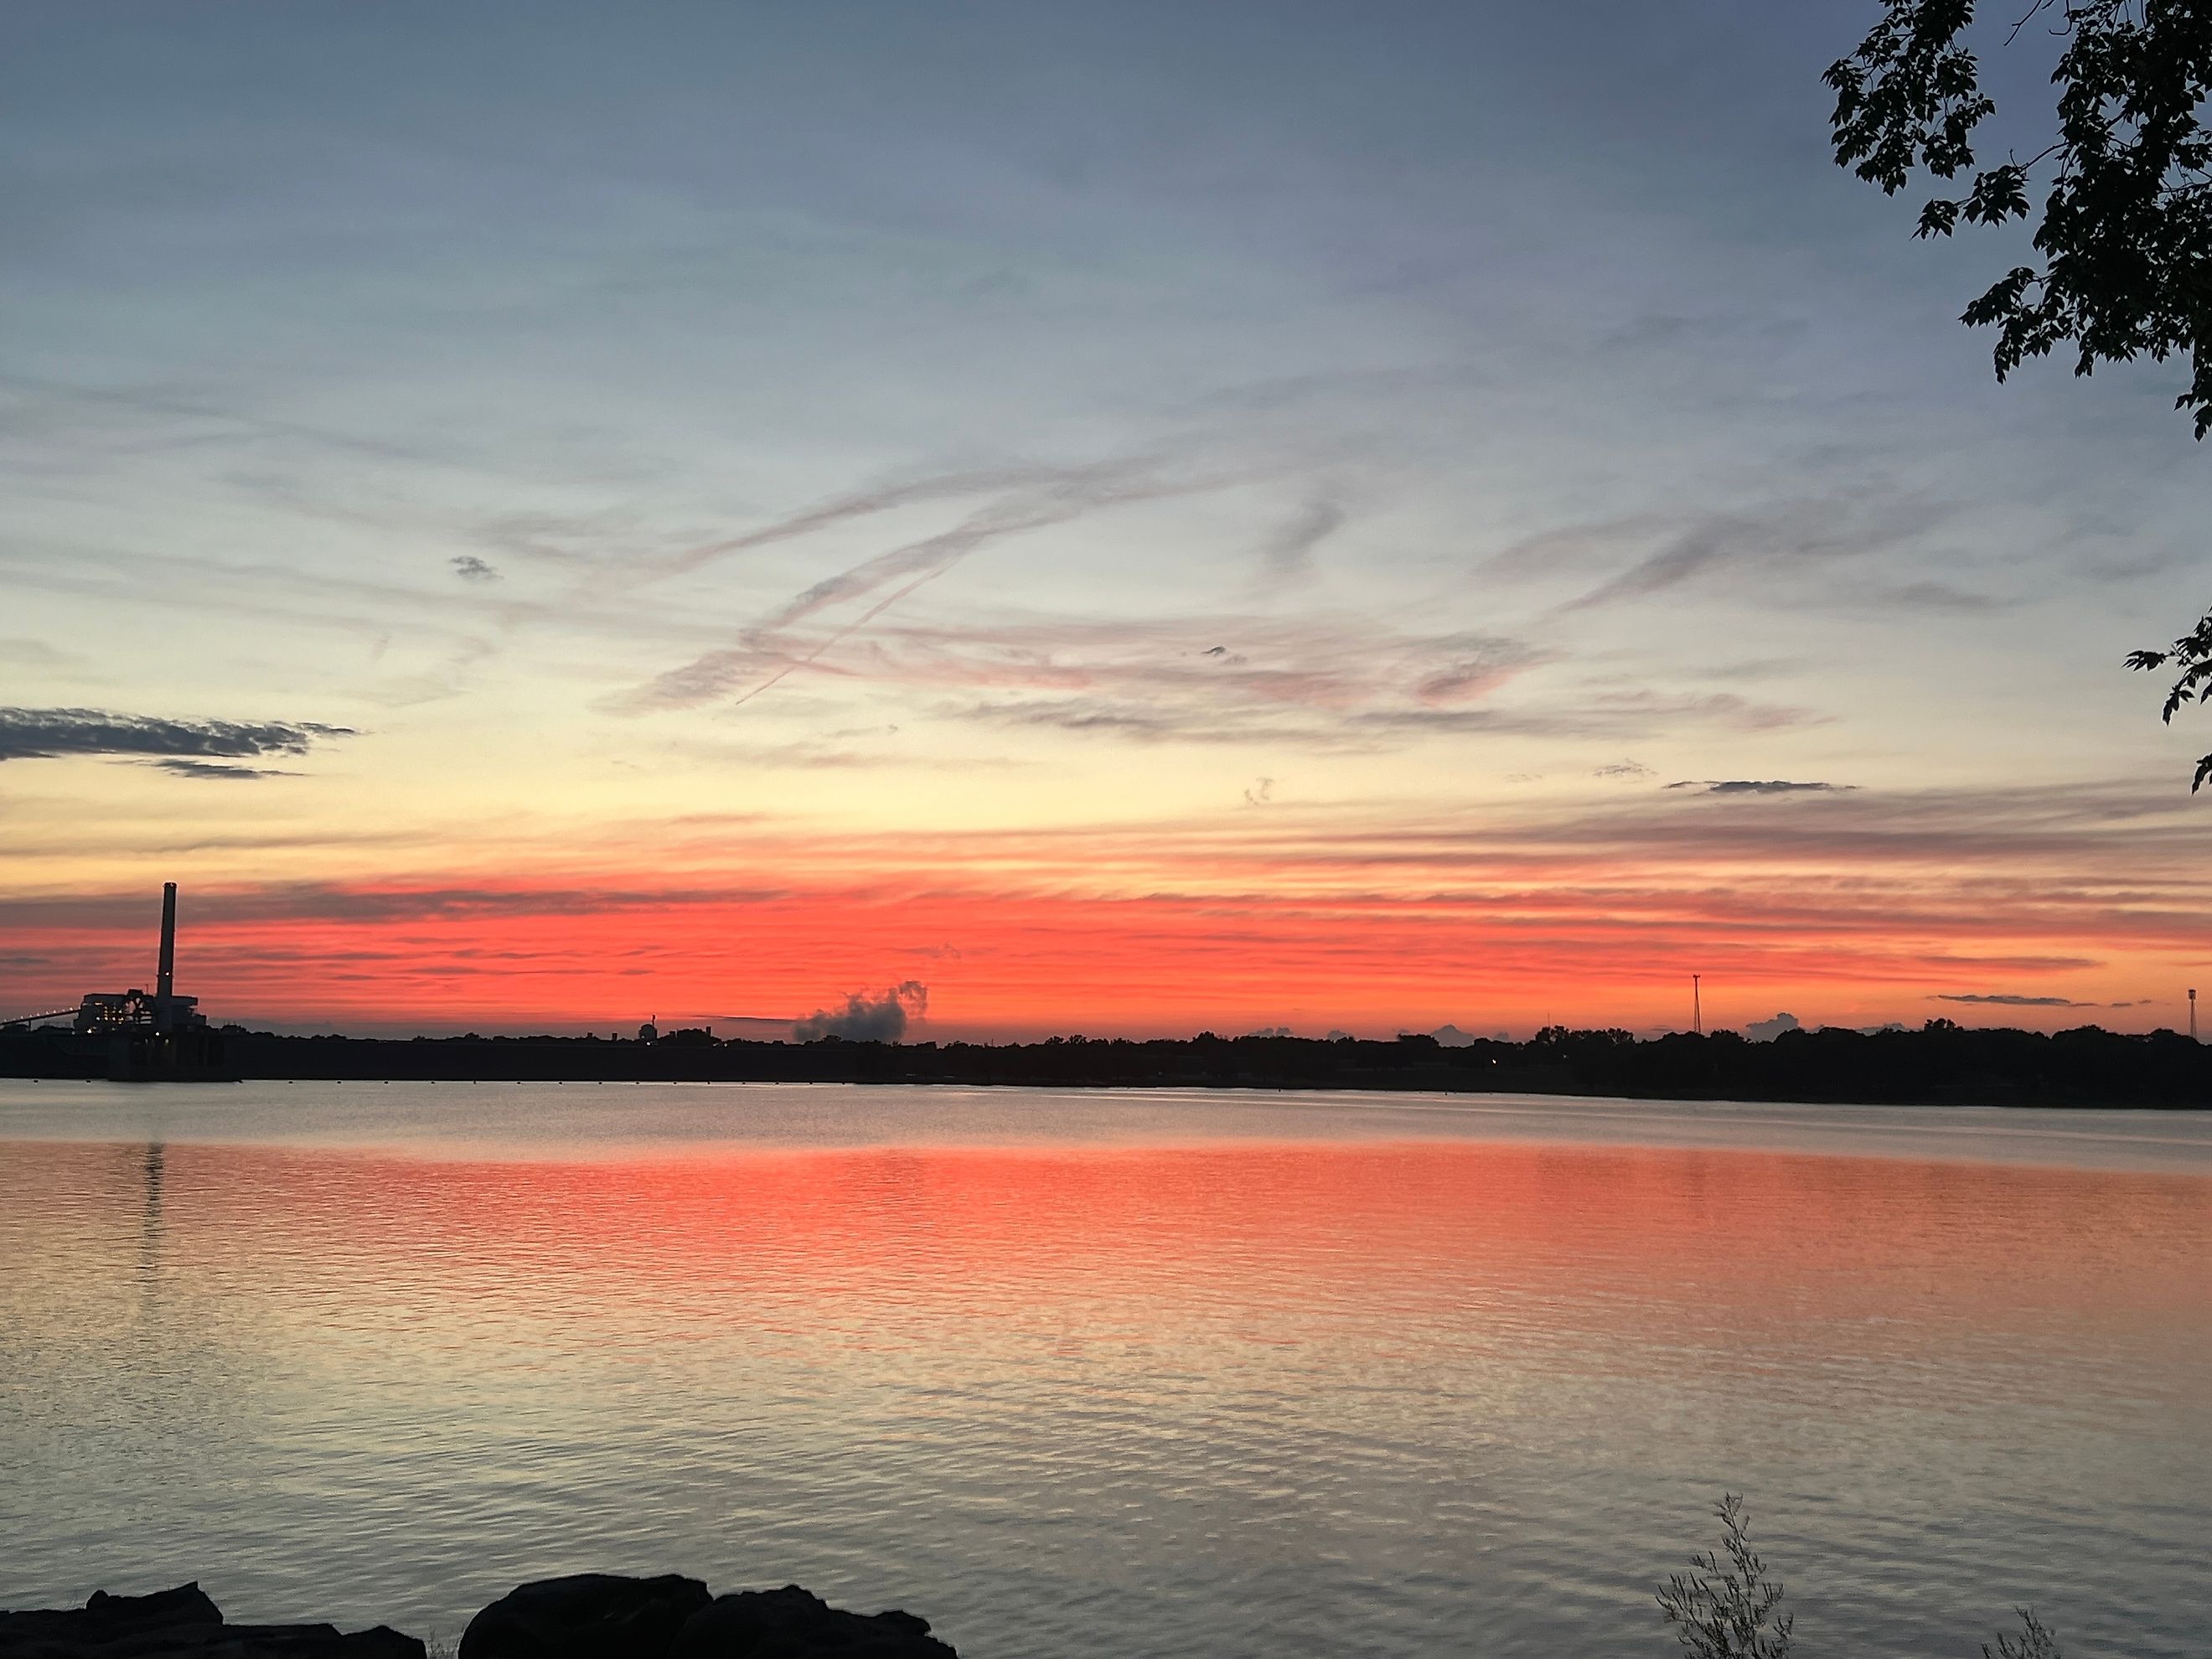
0, 1574, 955, 1659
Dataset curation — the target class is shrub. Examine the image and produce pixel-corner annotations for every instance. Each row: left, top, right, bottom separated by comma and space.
1656, 1495, 1793, 1659
1986, 1609, 2064, 1659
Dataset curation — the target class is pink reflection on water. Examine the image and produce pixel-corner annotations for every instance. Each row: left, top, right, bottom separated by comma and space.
3, 1135, 2209, 1658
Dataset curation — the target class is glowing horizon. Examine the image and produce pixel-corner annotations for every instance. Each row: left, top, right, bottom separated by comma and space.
5, 777, 2202, 1038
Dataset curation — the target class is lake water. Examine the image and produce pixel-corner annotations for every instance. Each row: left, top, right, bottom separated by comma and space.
3, 1083, 2208, 1657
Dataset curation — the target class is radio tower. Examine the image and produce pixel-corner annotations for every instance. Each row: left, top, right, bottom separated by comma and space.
2191, 988, 2199, 1043
1692, 974, 1703, 1036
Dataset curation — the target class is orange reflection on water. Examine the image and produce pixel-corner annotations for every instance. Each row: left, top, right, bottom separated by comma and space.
22, 1138, 2204, 1359
7, 1132, 2212, 1658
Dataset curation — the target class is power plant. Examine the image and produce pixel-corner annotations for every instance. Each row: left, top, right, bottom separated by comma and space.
2, 882, 232, 1079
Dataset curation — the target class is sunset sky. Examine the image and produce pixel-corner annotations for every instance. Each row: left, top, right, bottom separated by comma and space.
4, 1, 2209, 1039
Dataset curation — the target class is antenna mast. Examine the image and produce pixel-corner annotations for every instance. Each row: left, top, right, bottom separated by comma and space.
1692, 973, 1703, 1036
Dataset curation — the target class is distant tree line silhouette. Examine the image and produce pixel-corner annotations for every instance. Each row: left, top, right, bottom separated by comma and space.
3, 1018, 2204, 1103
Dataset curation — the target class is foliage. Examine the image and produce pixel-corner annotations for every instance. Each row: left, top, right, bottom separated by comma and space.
1531, 1024, 1637, 1049
1827, 0, 2212, 433
1827, 3, 2212, 788
1659, 1498, 2073, 1659
1985, 1607, 2066, 1659
1656, 1495, 1795, 1659
2125, 608, 2212, 788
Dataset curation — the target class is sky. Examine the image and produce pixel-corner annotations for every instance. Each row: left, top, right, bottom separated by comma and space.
3, 0, 2208, 1041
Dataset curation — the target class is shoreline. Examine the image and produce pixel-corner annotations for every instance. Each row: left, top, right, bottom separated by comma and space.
3, 1023, 2207, 1108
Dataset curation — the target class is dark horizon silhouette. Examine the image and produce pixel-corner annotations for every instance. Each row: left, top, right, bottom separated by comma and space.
4, 1014, 2205, 1108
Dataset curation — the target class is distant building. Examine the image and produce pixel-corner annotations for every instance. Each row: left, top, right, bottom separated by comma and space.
638, 1021, 658, 1043
8, 882, 231, 1080
75, 987, 202, 1035
75, 883, 208, 1038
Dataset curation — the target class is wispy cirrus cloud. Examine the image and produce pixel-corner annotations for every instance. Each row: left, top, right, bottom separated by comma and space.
1481, 495, 1951, 617
1413, 643, 1538, 704
621, 599, 1811, 750
604, 454, 1250, 715
634, 465, 1068, 585
1256, 497, 1346, 581
592, 455, 1884, 757
915, 619, 1589, 748
611, 484, 1658, 750
1340, 691, 1817, 743
649, 734, 1026, 772
0, 638, 76, 669
1875, 580, 2010, 613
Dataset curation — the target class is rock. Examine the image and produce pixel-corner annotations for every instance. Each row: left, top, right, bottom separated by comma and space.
0, 1584, 221, 1658
457, 1578, 954, 1659
669, 1587, 955, 1659
75, 1589, 225, 1635
0, 1586, 423, 1659
457, 1577, 712, 1659
8, 1578, 954, 1659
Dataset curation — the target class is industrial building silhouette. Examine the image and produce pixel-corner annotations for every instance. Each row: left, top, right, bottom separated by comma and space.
3, 882, 230, 1079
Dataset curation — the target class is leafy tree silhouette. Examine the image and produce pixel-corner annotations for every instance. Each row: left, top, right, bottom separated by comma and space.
2127, 616, 2212, 788
1825, 2, 2212, 787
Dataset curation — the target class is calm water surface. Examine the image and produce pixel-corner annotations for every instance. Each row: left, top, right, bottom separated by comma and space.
2, 1083, 2207, 1657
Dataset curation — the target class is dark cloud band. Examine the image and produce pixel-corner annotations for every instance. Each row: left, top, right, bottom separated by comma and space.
0, 707, 354, 769
1934, 993, 2093, 1007
1667, 779, 1848, 794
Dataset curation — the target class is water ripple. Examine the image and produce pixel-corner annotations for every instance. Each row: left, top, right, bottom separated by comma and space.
2, 1086, 2207, 1657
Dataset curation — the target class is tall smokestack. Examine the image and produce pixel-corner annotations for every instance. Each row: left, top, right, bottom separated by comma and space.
157, 881, 177, 1001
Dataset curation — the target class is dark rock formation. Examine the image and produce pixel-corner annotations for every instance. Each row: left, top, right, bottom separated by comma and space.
0, 1584, 424, 1659
462, 1576, 954, 1659
457, 1576, 711, 1659
3, 1578, 954, 1659
669, 1586, 954, 1658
